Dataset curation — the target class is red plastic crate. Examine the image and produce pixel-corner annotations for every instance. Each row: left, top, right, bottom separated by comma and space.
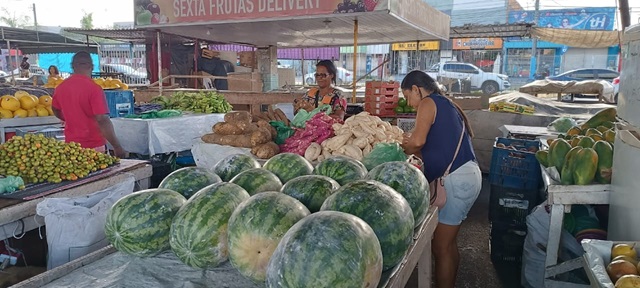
364, 102, 397, 116
365, 81, 400, 96
364, 93, 399, 103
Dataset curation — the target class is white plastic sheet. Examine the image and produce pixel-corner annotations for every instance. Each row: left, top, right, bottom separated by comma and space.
191, 142, 255, 170
112, 113, 225, 155
581, 239, 623, 288
36, 177, 135, 270
40, 251, 260, 288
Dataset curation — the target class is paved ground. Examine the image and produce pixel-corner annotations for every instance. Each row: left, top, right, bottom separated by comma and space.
406, 177, 523, 288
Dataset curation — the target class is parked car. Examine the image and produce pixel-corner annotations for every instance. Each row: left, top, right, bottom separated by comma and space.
426, 62, 511, 95
547, 68, 619, 82
11, 65, 47, 77
305, 67, 353, 85
100, 64, 149, 85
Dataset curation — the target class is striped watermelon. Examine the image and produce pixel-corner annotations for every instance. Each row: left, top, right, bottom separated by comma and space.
228, 192, 310, 282
313, 156, 367, 186
263, 153, 314, 183
230, 168, 283, 196
366, 161, 430, 227
169, 183, 250, 269
105, 189, 186, 257
159, 167, 222, 199
266, 211, 383, 288
320, 180, 414, 271
281, 175, 340, 213
214, 154, 261, 182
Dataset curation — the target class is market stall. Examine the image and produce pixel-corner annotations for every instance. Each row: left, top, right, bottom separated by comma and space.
0, 159, 152, 241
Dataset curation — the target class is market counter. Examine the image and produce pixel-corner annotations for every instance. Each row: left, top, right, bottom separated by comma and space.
0, 160, 152, 240
13, 207, 438, 288
112, 113, 225, 155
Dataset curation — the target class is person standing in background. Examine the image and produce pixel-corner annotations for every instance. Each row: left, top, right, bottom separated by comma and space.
51, 51, 128, 158
20, 57, 30, 78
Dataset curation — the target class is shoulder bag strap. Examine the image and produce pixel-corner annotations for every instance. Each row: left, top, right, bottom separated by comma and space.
314, 89, 320, 108
444, 124, 466, 177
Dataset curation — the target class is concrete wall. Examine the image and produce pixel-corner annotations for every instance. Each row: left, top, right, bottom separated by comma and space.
466, 110, 559, 173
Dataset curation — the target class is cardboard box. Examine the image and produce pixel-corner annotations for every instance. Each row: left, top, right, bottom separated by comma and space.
227, 72, 263, 92
239, 51, 256, 68
278, 68, 295, 87
449, 96, 486, 110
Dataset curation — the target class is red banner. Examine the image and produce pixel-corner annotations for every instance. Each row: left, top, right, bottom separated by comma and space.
134, 0, 386, 26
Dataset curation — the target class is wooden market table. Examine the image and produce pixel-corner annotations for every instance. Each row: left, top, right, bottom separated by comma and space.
541, 168, 611, 288
0, 160, 153, 241
14, 207, 438, 288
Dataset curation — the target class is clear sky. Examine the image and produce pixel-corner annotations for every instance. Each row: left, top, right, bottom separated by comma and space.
0, 0, 638, 29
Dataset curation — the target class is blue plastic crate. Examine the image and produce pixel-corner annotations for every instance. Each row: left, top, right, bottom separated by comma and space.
489, 184, 539, 225
489, 138, 542, 190
105, 90, 134, 118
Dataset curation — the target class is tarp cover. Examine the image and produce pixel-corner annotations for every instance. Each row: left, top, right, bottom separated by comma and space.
491, 92, 615, 117
518, 79, 614, 100
531, 28, 621, 48
40, 251, 260, 288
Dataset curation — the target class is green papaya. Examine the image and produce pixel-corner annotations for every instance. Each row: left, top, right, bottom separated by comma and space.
596, 126, 609, 133
585, 128, 603, 137
577, 136, 596, 149
580, 108, 617, 130
566, 126, 583, 136
572, 148, 599, 185
570, 136, 583, 147
561, 147, 583, 185
547, 139, 561, 169
536, 150, 549, 168
549, 139, 572, 171
592, 141, 613, 184
602, 121, 615, 129
604, 130, 616, 143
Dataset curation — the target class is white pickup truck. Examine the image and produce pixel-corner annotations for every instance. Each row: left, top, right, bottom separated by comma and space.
426, 62, 511, 95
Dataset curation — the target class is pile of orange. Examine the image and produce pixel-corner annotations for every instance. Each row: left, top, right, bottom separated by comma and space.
0, 91, 54, 119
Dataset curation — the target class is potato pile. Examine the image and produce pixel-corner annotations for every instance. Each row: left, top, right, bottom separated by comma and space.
201, 111, 280, 159
305, 112, 405, 162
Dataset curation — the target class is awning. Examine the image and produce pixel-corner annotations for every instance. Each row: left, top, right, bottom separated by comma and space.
450, 23, 533, 38
0, 26, 97, 54
132, 0, 450, 47
64, 28, 200, 45
531, 27, 621, 48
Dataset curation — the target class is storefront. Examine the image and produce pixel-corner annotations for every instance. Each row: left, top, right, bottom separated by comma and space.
389, 41, 440, 76
503, 40, 564, 78
450, 38, 504, 72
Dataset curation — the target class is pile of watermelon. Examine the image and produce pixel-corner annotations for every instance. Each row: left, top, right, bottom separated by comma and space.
103, 151, 431, 287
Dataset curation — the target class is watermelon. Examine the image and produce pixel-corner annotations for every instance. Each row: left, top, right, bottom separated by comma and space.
214, 154, 261, 182
230, 168, 283, 195
263, 153, 314, 183
265, 211, 382, 288
281, 175, 340, 213
366, 161, 430, 227
169, 183, 250, 269
320, 180, 414, 271
159, 167, 222, 199
105, 189, 186, 257
228, 192, 310, 282
313, 156, 367, 186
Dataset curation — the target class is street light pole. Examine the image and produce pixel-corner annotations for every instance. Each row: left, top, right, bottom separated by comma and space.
529, 0, 540, 81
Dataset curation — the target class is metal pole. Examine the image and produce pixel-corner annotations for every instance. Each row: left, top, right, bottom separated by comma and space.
32, 3, 39, 41
6, 40, 15, 82
157, 30, 163, 96
529, 0, 540, 81
352, 19, 358, 104
301, 48, 305, 86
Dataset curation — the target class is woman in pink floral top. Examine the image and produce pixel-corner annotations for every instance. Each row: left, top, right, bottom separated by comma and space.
294, 60, 347, 121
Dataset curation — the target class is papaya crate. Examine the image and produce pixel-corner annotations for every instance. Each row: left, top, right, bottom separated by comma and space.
582, 239, 640, 288
489, 137, 542, 191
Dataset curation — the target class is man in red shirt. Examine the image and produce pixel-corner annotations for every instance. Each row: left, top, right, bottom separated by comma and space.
52, 52, 127, 158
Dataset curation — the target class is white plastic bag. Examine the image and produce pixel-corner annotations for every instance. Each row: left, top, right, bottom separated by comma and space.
36, 176, 135, 269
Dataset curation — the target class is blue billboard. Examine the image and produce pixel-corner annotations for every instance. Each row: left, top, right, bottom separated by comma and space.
509, 7, 616, 31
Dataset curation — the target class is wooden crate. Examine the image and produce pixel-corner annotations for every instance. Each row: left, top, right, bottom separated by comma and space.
448, 95, 488, 110
238, 51, 256, 68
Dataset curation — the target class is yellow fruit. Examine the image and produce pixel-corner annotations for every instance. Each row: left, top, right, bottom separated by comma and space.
613, 244, 638, 260
120, 83, 129, 90
13, 109, 28, 118
36, 106, 49, 117
14, 91, 28, 99
27, 108, 37, 117
0, 108, 12, 119
613, 255, 640, 267
46, 106, 54, 116
29, 95, 39, 103
608, 260, 639, 284
616, 275, 640, 288
39, 95, 53, 106
0, 95, 12, 101
19, 96, 37, 110
0, 96, 21, 111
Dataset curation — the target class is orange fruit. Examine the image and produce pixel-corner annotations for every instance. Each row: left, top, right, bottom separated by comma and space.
0, 96, 21, 112
39, 95, 53, 106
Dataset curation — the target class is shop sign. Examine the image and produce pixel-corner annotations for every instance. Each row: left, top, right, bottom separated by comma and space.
509, 7, 616, 31
391, 41, 440, 51
134, 0, 390, 26
453, 38, 503, 50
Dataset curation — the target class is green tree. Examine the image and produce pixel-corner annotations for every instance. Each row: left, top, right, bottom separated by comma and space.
0, 7, 31, 28
80, 11, 93, 29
